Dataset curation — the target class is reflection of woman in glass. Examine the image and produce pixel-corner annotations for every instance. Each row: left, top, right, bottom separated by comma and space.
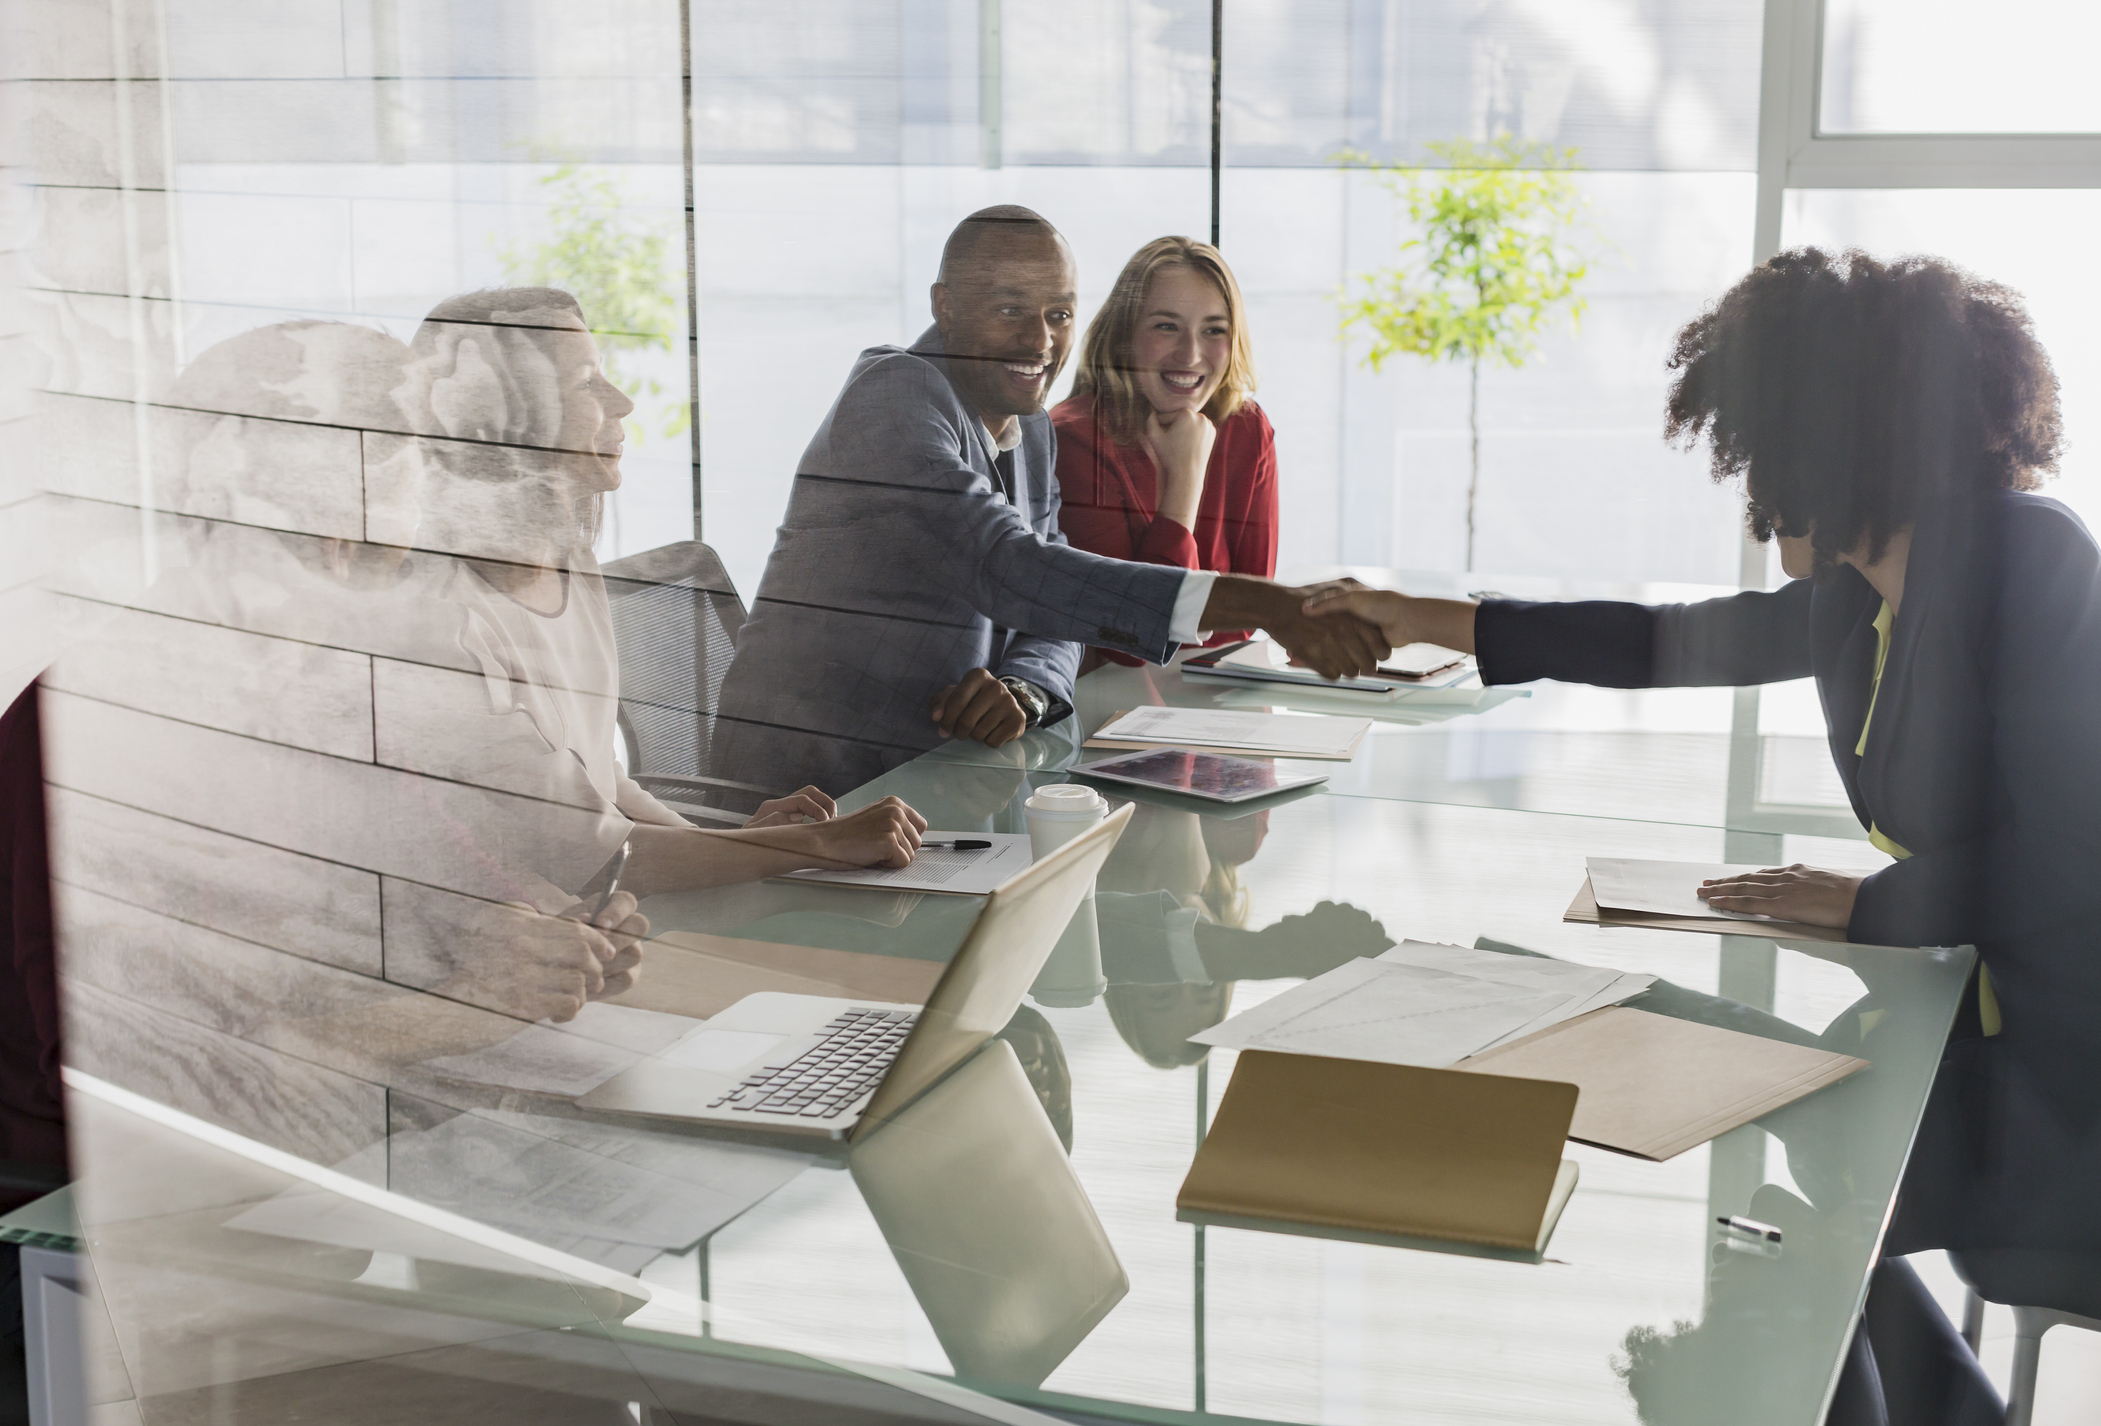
406, 288, 930, 905
1053, 239, 1277, 665
1099, 807, 1392, 1066
1316, 250, 2092, 1414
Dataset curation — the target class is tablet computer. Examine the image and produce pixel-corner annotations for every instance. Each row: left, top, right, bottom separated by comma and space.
1072, 747, 1330, 803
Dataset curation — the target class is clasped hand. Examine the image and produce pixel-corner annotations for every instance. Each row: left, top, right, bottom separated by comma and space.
1265, 578, 1394, 681
743, 787, 929, 869
930, 667, 1028, 748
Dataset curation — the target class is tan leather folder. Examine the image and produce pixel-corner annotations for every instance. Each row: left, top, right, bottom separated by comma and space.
1564, 876, 1848, 944
1175, 1050, 1580, 1262
605, 932, 944, 1020
1460, 1005, 1868, 1161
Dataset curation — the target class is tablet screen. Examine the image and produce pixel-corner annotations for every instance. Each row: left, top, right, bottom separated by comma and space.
1077, 748, 1326, 801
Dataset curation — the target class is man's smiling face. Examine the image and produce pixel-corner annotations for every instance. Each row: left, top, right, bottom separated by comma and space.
930, 227, 1078, 424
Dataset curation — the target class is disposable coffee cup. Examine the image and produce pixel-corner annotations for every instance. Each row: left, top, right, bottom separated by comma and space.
1031, 897, 1105, 1008
1025, 784, 1108, 1006
1024, 783, 1107, 859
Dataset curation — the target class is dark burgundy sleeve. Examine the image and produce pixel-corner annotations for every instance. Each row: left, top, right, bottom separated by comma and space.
1053, 412, 1142, 563
1132, 511, 1201, 568
1232, 407, 1279, 580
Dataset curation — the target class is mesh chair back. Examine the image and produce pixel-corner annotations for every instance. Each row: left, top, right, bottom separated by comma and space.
602, 541, 745, 790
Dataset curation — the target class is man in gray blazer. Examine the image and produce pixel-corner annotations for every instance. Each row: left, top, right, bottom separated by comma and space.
714, 206, 1386, 797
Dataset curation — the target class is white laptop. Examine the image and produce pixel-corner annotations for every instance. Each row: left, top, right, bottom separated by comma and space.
578, 803, 1134, 1141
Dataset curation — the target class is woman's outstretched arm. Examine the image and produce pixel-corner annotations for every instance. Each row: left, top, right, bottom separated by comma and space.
1303, 579, 1819, 689
618, 796, 929, 898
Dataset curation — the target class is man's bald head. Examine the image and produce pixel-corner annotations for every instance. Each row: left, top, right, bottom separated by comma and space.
937, 205, 1064, 287
929, 206, 1078, 424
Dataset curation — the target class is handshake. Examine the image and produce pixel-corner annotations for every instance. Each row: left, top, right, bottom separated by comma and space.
1205, 575, 1459, 682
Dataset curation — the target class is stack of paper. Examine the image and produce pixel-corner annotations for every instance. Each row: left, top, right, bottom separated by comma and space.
1086, 707, 1372, 761
1189, 941, 1654, 1067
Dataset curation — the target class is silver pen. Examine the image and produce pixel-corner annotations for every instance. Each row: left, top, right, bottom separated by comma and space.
590, 840, 631, 920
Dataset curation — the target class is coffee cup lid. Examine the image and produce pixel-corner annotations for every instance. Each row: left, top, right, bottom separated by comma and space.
1026, 783, 1105, 812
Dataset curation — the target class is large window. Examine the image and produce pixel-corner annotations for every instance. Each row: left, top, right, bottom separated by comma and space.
690, 0, 1768, 599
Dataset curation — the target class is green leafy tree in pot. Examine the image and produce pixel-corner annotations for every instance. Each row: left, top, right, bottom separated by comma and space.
1338, 136, 1589, 571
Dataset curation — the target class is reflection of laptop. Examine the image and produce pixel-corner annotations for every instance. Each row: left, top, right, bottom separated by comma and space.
851, 1037, 1127, 1388
579, 804, 1133, 1140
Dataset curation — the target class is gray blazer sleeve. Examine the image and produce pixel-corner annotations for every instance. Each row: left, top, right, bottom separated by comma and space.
818, 355, 1187, 662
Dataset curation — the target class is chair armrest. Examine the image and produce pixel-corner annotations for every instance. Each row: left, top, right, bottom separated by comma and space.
633, 772, 780, 798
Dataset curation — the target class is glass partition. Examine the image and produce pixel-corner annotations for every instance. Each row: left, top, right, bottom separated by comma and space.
5, 0, 2093, 1420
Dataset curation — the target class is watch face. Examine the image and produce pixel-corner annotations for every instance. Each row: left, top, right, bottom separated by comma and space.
1000, 678, 1049, 725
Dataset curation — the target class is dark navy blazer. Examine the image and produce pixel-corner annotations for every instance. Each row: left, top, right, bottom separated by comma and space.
1475, 489, 2101, 1247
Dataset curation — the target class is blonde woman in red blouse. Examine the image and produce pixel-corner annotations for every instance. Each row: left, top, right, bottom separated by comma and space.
1053, 237, 1279, 665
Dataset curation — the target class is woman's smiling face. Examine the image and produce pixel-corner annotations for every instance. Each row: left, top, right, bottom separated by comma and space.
1130, 263, 1231, 418
548, 320, 634, 498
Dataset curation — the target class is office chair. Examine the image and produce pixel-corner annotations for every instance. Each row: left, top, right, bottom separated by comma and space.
602, 541, 777, 826
1953, 1250, 2101, 1426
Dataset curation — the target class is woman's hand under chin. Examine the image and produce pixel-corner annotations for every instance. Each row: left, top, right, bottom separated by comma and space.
1697, 864, 1863, 929
1142, 407, 1216, 531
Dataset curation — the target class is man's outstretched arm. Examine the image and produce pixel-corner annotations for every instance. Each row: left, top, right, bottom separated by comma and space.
1199, 574, 1393, 680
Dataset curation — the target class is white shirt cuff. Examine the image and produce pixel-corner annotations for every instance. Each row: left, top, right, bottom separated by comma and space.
1169, 569, 1219, 645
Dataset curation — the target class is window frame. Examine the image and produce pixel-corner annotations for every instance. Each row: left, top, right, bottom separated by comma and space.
1727, 0, 2101, 844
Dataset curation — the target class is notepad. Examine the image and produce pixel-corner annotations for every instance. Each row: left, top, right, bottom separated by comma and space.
777, 832, 1032, 896
1176, 1050, 1581, 1261
1588, 858, 1776, 921
1087, 707, 1370, 760
1567, 861, 1849, 943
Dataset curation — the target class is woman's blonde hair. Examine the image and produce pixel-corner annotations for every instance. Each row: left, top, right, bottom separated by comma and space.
1071, 236, 1257, 444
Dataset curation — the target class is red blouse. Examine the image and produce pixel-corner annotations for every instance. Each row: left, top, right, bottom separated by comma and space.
1051, 395, 1279, 662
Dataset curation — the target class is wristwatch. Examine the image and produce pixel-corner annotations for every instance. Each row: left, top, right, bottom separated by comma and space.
999, 676, 1054, 728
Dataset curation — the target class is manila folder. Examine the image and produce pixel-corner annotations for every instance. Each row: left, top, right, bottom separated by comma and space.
1460, 1006, 1868, 1161
1176, 1051, 1578, 1256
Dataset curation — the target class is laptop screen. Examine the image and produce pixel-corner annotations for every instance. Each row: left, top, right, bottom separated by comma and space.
856, 803, 1133, 1129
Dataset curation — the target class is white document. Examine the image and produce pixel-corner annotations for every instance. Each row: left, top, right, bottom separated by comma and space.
779, 831, 1032, 895
1375, 940, 1655, 1050
231, 1110, 811, 1259
1190, 958, 1567, 1067
227, 1188, 591, 1282
1094, 707, 1371, 758
417, 1002, 701, 1097
1587, 858, 1778, 922
378, 1110, 808, 1250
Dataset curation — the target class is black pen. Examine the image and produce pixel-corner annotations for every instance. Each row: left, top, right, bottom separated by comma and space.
1717, 1215, 1783, 1244
922, 839, 992, 850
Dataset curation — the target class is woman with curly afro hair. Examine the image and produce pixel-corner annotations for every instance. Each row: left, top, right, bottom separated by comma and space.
1312, 248, 2101, 1421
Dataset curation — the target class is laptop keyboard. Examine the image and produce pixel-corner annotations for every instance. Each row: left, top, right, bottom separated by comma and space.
705, 1008, 918, 1119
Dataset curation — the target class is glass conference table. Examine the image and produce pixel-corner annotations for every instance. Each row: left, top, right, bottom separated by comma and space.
19, 572, 1973, 1426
